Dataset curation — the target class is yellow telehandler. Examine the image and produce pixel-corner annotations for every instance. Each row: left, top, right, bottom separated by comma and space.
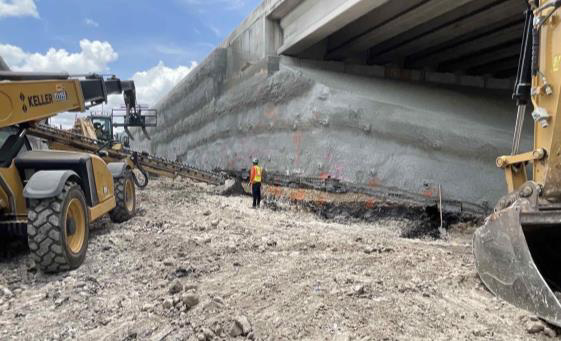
0, 68, 142, 272
474, 0, 561, 326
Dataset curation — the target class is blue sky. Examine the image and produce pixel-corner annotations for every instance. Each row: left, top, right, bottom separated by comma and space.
0, 0, 261, 77
0, 0, 261, 126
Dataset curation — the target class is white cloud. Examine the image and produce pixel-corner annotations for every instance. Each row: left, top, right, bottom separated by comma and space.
48, 112, 81, 129
52, 61, 197, 128
0, 39, 118, 73
0, 0, 38, 18
1, 40, 196, 128
1, 40, 117, 128
110, 61, 197, 108
84, 18, 99, 28
0, 43, 26, 65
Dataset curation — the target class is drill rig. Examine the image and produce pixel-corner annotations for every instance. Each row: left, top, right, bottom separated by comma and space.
0, 67, 146, 272
474, 0, 561, 326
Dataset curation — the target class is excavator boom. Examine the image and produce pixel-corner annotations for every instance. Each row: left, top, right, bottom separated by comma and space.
474, 0, 561, 326
0, 78, 86, 128
0, 71, 151, 137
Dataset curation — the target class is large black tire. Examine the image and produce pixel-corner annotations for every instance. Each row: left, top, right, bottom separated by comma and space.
109, 170, 136, 223
27, 182, 89, 273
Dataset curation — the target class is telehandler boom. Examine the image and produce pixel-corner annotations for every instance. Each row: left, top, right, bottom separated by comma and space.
0, 67, 143, 272
474, 0, 561, 326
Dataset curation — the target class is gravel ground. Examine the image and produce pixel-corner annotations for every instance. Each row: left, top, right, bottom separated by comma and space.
0, 178, 558, 340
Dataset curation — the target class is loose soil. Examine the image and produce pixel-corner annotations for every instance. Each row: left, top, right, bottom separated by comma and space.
0, 178, 556, 340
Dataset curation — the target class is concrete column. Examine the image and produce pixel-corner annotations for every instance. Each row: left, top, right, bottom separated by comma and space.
264, 17, 283, 57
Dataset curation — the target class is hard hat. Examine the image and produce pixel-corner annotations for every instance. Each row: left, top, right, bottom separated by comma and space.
253, 158, 259, 164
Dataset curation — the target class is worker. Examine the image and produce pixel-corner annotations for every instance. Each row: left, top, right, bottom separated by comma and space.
249, 158, 262, 208
94, 122, 103, 140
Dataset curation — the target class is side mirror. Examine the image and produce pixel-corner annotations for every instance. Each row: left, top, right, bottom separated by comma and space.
98, 150, 109, 158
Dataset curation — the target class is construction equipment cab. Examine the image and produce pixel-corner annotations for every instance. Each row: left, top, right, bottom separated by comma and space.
0, 66, 140, 272
92, 116, 112, 142
89, 111, 155, 148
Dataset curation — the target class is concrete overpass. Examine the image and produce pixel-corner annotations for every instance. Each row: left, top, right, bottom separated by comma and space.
133, 0, 530, 211
225, 0, 524, 85
281, 0, 523, 77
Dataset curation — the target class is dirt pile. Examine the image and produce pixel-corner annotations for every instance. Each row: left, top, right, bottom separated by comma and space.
0, 178, 556, 340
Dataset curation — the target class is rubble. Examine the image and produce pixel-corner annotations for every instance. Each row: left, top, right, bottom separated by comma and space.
181, 294, 199, 309
168, 280, 183, 295
0, 178, 547, 339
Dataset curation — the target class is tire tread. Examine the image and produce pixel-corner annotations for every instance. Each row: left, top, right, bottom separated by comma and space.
109, 171, 135, 223
27, 183, 83, 273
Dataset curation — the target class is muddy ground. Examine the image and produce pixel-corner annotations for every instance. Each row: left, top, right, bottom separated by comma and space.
0, 178, 558, 340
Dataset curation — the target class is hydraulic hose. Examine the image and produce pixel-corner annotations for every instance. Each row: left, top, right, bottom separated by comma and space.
532, 27, 540, 76
130, 152, 149, 189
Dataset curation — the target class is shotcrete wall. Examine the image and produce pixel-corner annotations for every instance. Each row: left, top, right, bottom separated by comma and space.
133, 48, 530, 208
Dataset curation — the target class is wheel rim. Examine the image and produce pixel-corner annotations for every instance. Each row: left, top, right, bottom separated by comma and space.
125, 178, 134, 212
66, 198, 86, 254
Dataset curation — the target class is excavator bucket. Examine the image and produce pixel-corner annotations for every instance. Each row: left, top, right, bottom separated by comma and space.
474, 201, 561, 326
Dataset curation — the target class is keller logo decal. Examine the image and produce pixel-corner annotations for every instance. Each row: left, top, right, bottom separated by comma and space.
26, 88, 68, 109
54, 90, 68, 102
28, 93, 53, 107
19, 92, 27, 113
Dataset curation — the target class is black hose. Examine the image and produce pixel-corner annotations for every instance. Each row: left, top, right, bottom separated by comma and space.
532, 26, 540, 76
513, 8, 534, 105
130, 152, 149, 189
532, 0, 561, 76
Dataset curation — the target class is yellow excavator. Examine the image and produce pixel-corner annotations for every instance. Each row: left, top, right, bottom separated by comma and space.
0, 66, 143, 272
474, 0, 561, 326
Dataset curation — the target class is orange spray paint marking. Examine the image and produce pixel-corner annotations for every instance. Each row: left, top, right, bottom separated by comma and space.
368, 177, 381, 188
422, 191, 434, 198
292, 131, 303, 167
317, 193, 328, 206
264, 102, 278, 122
319, 172, 331, 180
365, 198, 377, 209
268, 186, 283, 198
333, 164, 344, 179
290, 190, 306, 202
313, 111, 321, 121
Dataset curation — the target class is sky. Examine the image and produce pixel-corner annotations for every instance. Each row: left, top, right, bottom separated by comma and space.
0, 0, 261, 126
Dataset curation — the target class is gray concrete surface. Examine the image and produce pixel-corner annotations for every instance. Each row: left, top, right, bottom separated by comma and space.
0, 57, 9, 71
132, 52, 531, 207
131, 0, 531, 208
263, 0, 524, 79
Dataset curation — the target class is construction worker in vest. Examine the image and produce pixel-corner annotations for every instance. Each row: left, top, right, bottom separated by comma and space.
250, 158, 262, 208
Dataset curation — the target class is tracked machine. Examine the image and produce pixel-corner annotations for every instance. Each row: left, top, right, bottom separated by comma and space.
28, 122, 225, 187
474, 0, 561, 326
0, 68, 145, 272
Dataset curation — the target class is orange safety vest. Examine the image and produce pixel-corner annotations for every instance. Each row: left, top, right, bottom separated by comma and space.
251, 165, 262, 183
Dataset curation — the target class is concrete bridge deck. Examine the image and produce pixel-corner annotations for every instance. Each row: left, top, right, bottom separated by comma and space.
226, 0, 524, 81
